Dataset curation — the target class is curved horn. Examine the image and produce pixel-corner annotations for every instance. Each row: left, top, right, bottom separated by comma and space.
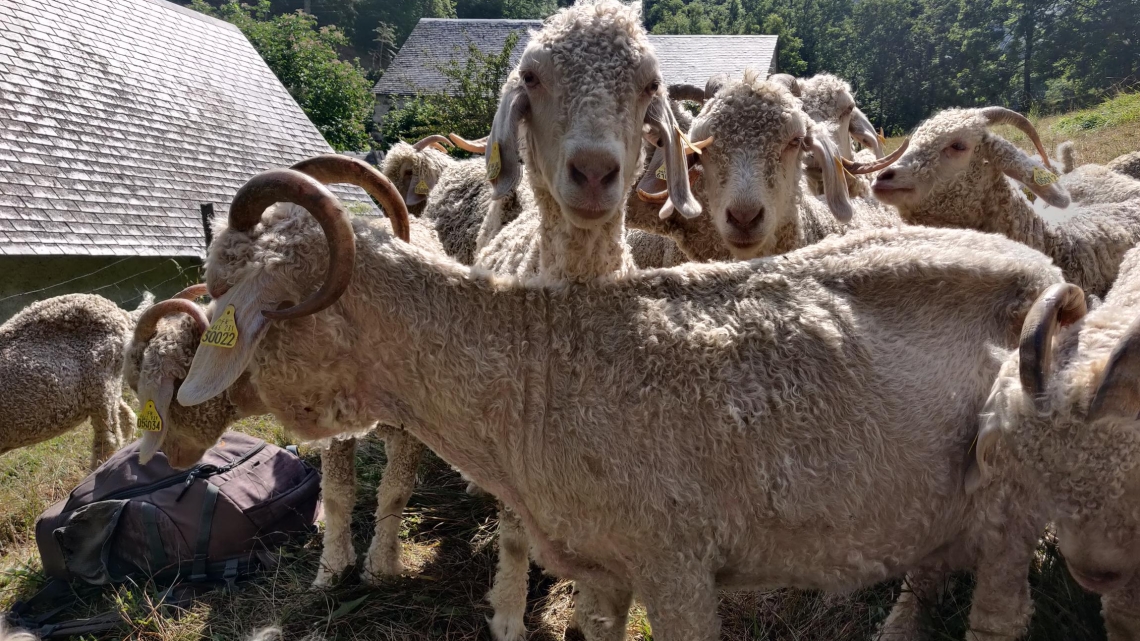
289, 154, 410, 243
448, 133, 488, 154
705, 73, 729, 100
228, 169, 356, 321
689, 136, 714, 151
768, 73, 801, 97
637, 186, 670, 204
668, 83, 706, 103
979, 107, 1054, 171
413, 135, 453, 151
1088, 315, 1140, 421
172, 284, 208, 300
134, 299, 209, 344
1018, 283, 1087, 407
842, 138, 910, 175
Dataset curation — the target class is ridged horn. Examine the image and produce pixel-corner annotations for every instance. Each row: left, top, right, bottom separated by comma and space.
227, 169, 356, 321
289, 154, 410, 243
979, 107, 1054, 171
842, 138, 909, 175
668, 83, 706, 103
448, 133, 488, 154
1019, 283, 1087, 408
768, 73, 801, 97
413, 135, 452, 151
172, 284, 208, 300
134, 299, 209, 344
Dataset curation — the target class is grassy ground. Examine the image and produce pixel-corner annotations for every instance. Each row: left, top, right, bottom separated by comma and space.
0, 415, 1108, 641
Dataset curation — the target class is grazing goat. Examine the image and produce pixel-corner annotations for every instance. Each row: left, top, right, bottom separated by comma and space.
180, 161, 1063, 641
1, 293, 149, 467
970, 245, 1140, 640
873, 106, 1140, 298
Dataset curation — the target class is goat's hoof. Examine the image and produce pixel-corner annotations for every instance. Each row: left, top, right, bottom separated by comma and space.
361, 554, 403, 585
489, 612, 527, 641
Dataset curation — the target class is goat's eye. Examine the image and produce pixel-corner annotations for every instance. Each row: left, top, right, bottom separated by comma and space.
788, 137, 804, 150
644, 80, 661, 96
948, 141, 968, 152
522, 71, 539, 88
843, 106, 854, 117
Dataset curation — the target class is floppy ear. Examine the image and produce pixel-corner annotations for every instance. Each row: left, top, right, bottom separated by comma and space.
807, 133, 854, 222
965, 395, 1004, 494
137, 374, 174, 465
986, 136, 1070, 208
645, 93, 701, 219
636, 146, 668, 195
403, 170, 437, 207
849, 108, 884, 158
177, 275, 276, 407
486, 77, 529, 200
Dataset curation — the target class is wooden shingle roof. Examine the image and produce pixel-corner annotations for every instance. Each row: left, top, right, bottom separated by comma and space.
0, 0, 374, 257
373, 18, 778, 98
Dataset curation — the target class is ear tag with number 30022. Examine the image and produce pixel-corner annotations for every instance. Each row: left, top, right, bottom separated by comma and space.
486, 142, 501, 180
201, 304, 239, 349
138, 400, 162, 432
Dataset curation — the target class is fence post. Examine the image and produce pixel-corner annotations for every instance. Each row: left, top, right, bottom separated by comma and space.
200, 203, 214, 251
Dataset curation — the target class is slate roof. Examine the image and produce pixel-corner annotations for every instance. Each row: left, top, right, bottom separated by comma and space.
373, 18, 778, 98
0, 0, 374, 258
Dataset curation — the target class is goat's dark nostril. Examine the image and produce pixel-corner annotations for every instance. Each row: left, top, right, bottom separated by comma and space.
601, 167, 620, 187
879, 169, 896, 181
570, 164, 588, 187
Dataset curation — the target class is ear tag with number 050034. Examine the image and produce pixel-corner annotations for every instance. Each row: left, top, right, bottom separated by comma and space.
486, 142, 502, 180
201, 304, 239, 349
138, 400, 162, 432
414, 178, 430, 195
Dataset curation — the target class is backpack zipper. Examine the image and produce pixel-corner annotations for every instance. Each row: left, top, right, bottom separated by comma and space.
101, 441, 268, 502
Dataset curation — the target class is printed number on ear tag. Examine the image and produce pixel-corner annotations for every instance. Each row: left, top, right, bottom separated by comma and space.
655, 164, 667, 180
201, 304, 239, 349
138, 400, 162, 432
1033, 167, 1058, 186
486, 142, 502, 181
414, 179, 430, 195
1023, 187, 1038, 203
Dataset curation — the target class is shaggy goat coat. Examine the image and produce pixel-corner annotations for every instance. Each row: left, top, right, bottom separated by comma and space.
1, 293, 140, 467
180, 191, 1065, 640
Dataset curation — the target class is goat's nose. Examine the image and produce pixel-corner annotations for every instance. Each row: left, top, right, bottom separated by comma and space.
727, 206, 763, 230
568, 152, 621, 191
877, 169, 897, 181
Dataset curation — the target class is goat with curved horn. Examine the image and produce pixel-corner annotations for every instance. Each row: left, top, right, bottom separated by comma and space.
172, 283, 209, 301
412, 135, 453, 154
767, 73, 801, 97
667, 83, 706, 103
842, 138, 909, 175
1018, 283, 1087, 407
979, 107, 1054, 171
448, 133, 488, 154
1088, 315, 1140, 421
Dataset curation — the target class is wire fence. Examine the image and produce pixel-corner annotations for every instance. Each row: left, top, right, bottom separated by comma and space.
0, 256, 202, 312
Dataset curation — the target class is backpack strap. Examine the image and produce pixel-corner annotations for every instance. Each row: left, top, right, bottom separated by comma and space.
190, 483, 220, 583
139, 502, 168, 572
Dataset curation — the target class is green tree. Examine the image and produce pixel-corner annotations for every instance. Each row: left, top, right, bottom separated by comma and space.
380, 31, 521, 148
191, 0, 375, 150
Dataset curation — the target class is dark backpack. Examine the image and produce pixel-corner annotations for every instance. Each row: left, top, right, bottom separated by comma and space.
9, 432, 321, 637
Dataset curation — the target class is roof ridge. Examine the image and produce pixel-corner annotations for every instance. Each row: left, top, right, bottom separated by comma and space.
138, 0, 241, 33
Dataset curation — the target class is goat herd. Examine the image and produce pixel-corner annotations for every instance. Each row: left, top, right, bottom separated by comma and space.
6, 1, 1140, 639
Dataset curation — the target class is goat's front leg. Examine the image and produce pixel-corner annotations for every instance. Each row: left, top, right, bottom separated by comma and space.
967, 534, 1035, 641
488, 504, 531, 641
568, 582, 633, 641
362, 429, 424, 583
313, 437, 358, 588
117, 398, 136, 447
877, 568, 950, 640
89, 392, 119, 468
1102, 582, 1140, 641
638, 567, 719, 641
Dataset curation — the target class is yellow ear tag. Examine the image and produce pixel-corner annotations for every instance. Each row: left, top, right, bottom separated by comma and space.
138, 400, 163, 432
486, 142, 501, 181
655, 163, 667, 180
1023, 187, 1038, 203
1033, 167, 1058, 186
201, 304, 239, 349
877, 128, 887, 145
414, 178, 430, 195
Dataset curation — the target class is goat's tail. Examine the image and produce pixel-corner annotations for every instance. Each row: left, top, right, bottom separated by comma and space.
1057, 141, 1077, 174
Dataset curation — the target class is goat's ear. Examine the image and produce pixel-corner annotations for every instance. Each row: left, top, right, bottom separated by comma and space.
645, 93, 701, 219
487, 78, 528, 200
808, 134, 854, 222
964, 410, 1003, 494
137, 374, 174, 465
403, 169, 437, 207
177, 276, 274, 407
987, 136, 1071, 209
636, 146, 668, 195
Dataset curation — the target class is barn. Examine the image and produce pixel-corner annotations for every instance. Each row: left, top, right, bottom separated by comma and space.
0, 0, 373, 320
372, 18, 779, 140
